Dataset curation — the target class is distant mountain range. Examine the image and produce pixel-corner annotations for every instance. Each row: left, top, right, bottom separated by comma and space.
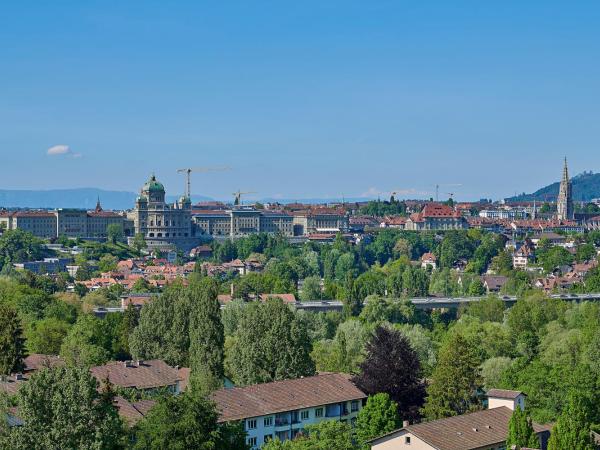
0, 188, 372, 210
0, 188, 212, 210
507, 171, 600, 202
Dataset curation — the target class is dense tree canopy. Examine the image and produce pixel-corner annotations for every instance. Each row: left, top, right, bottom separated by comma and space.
226, 299, 315, 385
10, 367, 123, 449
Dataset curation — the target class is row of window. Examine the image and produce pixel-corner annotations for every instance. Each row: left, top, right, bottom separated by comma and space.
246, 401, 360, 431
147, 232, 189, 238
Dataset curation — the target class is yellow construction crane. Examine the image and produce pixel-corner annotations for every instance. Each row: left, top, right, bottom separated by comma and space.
176, 166, 230, 199
232, 190, 257, 206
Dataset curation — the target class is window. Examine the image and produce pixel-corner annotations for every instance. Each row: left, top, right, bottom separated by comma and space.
247, 419, 257, 430
301, 410, 309, 420
351, 400, 359, 412
263, 417, 273, 427
405, 436, 411, 445
247, 436, 257, 446
263, 434, 273, 443
315, 408, 323, 418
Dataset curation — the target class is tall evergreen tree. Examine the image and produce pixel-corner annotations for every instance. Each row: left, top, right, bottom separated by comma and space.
506, 407, 540, 450
353, 326, 426, 421
547, 394, 595, 450
0, 304, 25, 375
188, 277, 225, 394
422, 333, 482, 419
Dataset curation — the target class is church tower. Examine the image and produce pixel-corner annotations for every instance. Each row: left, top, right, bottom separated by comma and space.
556, 158, 573, 220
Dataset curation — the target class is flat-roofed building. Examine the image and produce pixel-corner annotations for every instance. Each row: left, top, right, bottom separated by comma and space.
292, 209, 349, 236
12, 211, 57, 238
192, 208, 294, 237
211, 373, 366, 450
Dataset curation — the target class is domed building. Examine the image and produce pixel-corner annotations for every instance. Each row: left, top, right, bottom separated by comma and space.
129, 174, 199, 250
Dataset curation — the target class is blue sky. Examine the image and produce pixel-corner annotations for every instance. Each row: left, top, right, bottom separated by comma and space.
1, 1, 600, 201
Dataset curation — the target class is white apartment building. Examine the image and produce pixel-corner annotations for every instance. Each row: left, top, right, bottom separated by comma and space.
211, 373, 366, 449
479, 209, 529, 220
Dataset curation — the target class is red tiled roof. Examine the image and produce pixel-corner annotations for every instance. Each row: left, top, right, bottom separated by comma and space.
259, 293, 297, 304
421, 203, 461, 218
421, 252, 437, 261
211, 373, 366, 422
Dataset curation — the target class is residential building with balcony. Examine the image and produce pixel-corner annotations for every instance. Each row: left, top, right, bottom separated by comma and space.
211, 373, 367, 450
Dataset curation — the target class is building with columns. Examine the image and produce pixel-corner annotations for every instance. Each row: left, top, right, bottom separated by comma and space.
128, 174, 200, 250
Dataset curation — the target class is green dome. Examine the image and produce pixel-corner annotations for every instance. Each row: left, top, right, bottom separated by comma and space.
143, 174, 165, 192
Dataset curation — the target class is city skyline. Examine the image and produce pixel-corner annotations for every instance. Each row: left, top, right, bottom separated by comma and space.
2, 2, 600, 200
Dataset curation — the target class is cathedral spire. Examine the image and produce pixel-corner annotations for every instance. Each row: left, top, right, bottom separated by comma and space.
557, 157, 573, 220
95, 196, 103, 213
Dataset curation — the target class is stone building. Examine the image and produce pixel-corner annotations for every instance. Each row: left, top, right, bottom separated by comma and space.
405, 203, 468, 231
128, 174, 199, 250
556, 157, 574, 221
192, 207, 294, 237
0, 202, 128, 240
291, 209, 349, 236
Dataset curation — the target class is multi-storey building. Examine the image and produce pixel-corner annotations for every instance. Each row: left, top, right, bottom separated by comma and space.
7, 211, 57, 238
405, 203, 468, 231
478, 208, 529, 220
0, 203, 128, 240
211, 373, 366, 450
128, 174, 199, 250
192, 207, 295, 237
291, 208, 349, 235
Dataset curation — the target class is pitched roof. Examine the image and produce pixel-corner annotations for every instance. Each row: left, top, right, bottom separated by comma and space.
421, 203, 461, 218
113, 396, 156, 425
90, 359, 182, 390
487, 389, 525, 399
211, 372, 366, 422
372, 407, 549, 450
24, 354, 64, 372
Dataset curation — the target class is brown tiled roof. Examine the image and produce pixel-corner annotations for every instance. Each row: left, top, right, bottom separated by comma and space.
0, 374, 29, 396
113, 396, 156, 425
90, 359, 182, 390
24, 354, 64, 372
373, 407, 549, 450
487, 389, 525, 399
211, 373, 366, 422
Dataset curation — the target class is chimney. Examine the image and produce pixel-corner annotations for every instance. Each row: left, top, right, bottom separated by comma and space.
403, 420, 410, 428
15, 373, 24, 381
136, 360, 143, 367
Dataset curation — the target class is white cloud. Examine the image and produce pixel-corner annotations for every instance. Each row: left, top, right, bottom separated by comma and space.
47, 145, 82, 157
